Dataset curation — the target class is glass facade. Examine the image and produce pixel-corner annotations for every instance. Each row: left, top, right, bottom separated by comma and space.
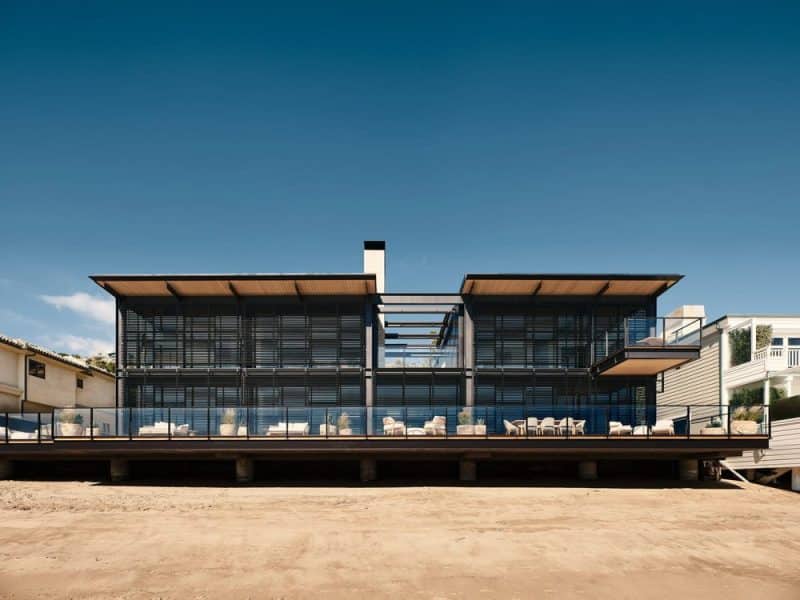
119, 294, 657, 413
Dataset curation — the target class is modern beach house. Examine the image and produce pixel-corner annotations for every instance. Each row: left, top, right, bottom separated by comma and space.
0, 242, 769, 483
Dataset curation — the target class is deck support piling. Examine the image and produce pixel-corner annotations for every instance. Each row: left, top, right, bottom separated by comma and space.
0, 459, 13, 480
459, 459, 477, 482
360, 458, 377, 482
678, 459, 699, 481
792, 468, 800, 492
110, 458, 130, 482
578, 460, 598, 481
236, 457, 254, 483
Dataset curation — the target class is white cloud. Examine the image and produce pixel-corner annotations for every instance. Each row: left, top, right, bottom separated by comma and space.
40, 292, 115, 325
44, 334, 114, 357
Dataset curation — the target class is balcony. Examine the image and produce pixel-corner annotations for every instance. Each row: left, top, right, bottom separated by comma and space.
593, 317, 702, 376
726, 345, 800, 388
0, 403, 769, 444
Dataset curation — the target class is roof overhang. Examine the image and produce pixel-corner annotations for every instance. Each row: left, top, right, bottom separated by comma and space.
594, 348, 700, 376
460, 274, 682, 297
91, 274, 377, 298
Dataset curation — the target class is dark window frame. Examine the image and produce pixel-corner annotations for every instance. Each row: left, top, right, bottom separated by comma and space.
29, 359, 46, 379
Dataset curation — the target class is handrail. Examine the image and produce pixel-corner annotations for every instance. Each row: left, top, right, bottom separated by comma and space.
0, 403, 770, 444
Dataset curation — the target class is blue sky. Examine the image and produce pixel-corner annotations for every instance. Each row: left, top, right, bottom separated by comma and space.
1, 2, 799, 356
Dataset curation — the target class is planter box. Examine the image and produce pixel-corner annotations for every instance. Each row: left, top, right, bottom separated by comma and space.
731, 420, 759, 435
219, 423, 237, 436
474, 425, 487, 436
456, 425, 475, 435
319, 424, 338, 436
339, 428, 353, 436
59, 423, 84, 437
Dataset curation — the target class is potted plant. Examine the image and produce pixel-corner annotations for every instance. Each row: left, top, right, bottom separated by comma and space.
337, 412, 352, 436
731, 406, 762, 435
219, 408, 238, 436
474, 418, 487, 436
456, 409, 474, 435
58, 409, 84, 437
320, 413, 337, 436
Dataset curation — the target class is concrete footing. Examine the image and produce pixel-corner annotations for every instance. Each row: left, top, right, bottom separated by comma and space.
0, 459, 13, 480
236, 457, 254, 483
578, 460, 598, 481
110, 458, 130, 482
459, 459, 477, 482
792, 468, 800, 492
360, 458, 377, 482
679, 459, 699, 481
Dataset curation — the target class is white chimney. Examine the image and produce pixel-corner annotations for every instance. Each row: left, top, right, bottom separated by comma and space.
664, 305, 706, 340
363, 241, 386, 293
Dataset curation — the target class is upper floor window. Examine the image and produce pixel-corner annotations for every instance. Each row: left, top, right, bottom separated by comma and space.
788, 337, 800, 347
771, 337, 784, 346
29, 359, 46, 379
77, 377, 84, 389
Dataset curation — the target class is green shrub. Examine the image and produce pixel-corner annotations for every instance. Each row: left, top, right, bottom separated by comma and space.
729, 329, 751, 366
755, 325, 773, 350
770, 394, 800, 421
733, 405, 763, 423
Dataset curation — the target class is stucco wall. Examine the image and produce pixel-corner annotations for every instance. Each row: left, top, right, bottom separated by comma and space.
0, 346, 21, 387
77, 372, 115, 408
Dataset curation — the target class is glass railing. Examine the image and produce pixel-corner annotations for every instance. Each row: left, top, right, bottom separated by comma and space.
598, 316, 703, 359
0, 404, 769, 442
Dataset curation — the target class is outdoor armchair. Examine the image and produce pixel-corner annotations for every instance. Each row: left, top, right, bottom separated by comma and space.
503, 419, 523, 436
424, 415, 446, 436
538, 417, 556, 436
383, 416, 406, 436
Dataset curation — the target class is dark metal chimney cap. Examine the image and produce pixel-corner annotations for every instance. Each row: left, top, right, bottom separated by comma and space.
363, 241, 386, 250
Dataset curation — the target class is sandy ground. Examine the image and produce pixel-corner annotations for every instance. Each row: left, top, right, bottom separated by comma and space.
0, 479, 799, 599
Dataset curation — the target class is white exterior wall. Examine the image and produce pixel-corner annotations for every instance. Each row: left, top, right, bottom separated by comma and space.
0, 345, 24, 411
0, 342, 114, 411
77, 372, 115, 408
26, 355, 80, 408
660, 330, 720, 406
725, 417, 800, 470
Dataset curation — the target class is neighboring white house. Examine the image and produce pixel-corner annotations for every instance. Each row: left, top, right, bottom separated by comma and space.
0, 333, 115, 413
658, 310, 800, 491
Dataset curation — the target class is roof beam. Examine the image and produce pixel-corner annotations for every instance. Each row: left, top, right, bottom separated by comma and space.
228, 281, 241, 299
165, 282, 182, 300
531, 281, 543, 296
596, 281, 611, 297
294, 280, 303, 301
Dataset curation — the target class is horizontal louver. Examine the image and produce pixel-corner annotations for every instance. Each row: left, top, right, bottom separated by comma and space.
121, 300, 364, 369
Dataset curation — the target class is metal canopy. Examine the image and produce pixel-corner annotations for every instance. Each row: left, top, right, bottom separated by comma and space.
91, 274, 377, 297
460, 274, 682, 297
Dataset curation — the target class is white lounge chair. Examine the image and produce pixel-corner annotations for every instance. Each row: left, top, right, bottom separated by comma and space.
138, 421, 179, 436
574, 420, 586, 435
267, 422, 310, 436
424, 415, 446, 436
526, 417, 539, 436
382, 416, 406, 436
650, 419, 675, 436
538, 417, 556, 436
608, 421, 633, 436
